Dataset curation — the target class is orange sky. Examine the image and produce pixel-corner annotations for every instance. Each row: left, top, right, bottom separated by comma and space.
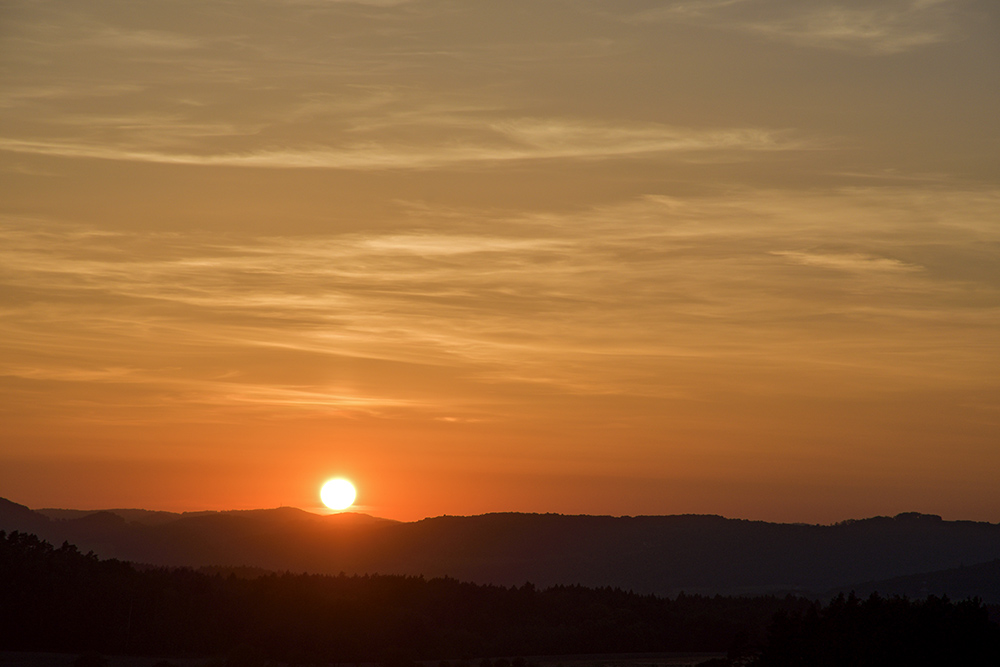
1, 0, 998, 522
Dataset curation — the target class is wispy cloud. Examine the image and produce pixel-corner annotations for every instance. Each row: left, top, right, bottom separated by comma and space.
2, 186, 997, 422
83, 26, 202, 50
0, 120, 799, 169
743, 2, 954, 54
625, 0, 958, 54
772, 251, 924, 273
625, 0, 752, 22
0, 84, 147, 109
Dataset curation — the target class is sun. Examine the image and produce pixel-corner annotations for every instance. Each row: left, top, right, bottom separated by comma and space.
320, 478, 357, 510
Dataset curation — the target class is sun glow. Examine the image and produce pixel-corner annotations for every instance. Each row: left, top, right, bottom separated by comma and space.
320, 478, 357, 510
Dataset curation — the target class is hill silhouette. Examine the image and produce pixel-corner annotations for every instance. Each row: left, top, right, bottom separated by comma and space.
4, 498, 1000, 600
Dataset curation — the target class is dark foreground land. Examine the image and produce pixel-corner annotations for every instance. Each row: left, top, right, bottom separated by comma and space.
0, 652, 723, 667
2, 531, 999, 667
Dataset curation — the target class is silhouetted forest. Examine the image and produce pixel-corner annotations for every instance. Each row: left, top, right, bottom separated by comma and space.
3, 531, 999, 666
754, 592, 1000, 666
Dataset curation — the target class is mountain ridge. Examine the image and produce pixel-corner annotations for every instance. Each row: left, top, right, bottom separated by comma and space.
4, 497, 999, 601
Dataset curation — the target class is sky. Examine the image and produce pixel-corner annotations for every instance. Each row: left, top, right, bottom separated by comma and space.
1, 0, 998, 522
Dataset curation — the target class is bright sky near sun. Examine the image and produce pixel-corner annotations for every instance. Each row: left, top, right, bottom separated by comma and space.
1, 0, 998, 522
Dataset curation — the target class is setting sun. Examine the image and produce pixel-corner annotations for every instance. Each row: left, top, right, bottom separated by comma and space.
320, 479, 357, 511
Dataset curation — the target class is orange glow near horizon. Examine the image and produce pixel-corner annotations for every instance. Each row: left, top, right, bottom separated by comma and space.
1, 0, 999, 524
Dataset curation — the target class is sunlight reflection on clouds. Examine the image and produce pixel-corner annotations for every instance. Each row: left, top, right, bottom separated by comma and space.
2, 187, 997, 420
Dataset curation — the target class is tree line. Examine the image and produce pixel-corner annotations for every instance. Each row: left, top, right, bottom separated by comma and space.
2, 530, 998, 666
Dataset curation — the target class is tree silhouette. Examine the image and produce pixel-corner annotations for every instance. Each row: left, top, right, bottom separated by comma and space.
2, 531, 997, 665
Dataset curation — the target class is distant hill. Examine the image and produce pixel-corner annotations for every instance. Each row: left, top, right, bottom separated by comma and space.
3, 497, 1000, 600
36, 507, 190, 526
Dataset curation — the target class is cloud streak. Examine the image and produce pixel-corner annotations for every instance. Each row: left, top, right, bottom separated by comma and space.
2, 186, 997, 422
625, 0, 959, 54
772, 251, 924, 273
0, 121, 800, 169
